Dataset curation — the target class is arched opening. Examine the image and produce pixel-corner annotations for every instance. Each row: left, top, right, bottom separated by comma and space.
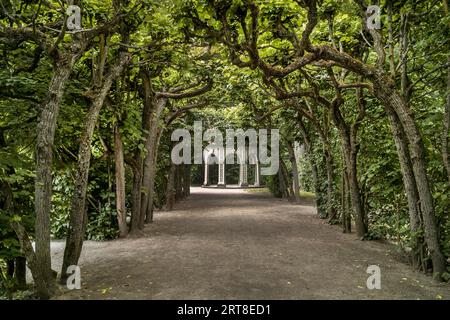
204, 153, 219, 186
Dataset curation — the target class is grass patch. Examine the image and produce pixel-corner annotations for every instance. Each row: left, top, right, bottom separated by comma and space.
245, 187, 270, 193
245, 188, 316, 199
300, 191, 315, 199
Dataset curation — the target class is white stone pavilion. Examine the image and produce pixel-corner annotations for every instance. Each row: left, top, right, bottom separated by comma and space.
202, 145, 260, 188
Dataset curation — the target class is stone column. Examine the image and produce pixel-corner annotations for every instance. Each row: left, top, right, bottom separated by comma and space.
239, 147, 248, 187
203, 161, 209, 186
218, 147, 226, 187
254, 161, 260, 187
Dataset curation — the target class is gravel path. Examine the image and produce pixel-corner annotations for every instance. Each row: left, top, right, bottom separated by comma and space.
52, 187, 450, 300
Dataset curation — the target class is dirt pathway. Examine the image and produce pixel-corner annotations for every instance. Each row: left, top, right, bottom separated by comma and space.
55, 187, 450, 300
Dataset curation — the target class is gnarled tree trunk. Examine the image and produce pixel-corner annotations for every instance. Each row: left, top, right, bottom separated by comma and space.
330, 96, 367, 238
35, 57, 74, 297
373, 75, 447, 279
61, 51, 130, 283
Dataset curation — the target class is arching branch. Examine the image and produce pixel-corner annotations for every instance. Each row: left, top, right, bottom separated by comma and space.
156, 79, 213, 99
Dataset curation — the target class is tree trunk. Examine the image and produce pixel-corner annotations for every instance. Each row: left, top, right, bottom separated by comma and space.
330, 99, 367, 238
165, 162, 177, 211
129, 157, 143, 236
297, 117, 323, 215
35, 58, 73, 298
342, 168, 351, 233
129, 69, 154, 235
385, 106, 424, 267
345, 146, 367, 238
318, 45, 446, 277
144, 124, 165, 223
341, 168, 346, 232
61, 52, 130, 283
296, 108, 335, 216
287, 141, 301, 203
310, 160, 322, 213
278, 168, 289, 199
373, 73, 446, 279
324, 147, 335, 219
183, 164, 191, 197
176, 165, 184, 201
140, 98, 167, 226
280, 158, 293, 200
114, 124, 128, 238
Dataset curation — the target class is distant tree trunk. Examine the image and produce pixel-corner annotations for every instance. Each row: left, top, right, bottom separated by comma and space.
140, 98, 167, 226
310, 162, 321, 209
175, 165, 184, 201
344, 145, 366, 238
278, 168, 288, 199
114, 124, 128, 238
165, 163, 176, 211
341, 167, 351, 233
296, 108, 336, 216
183, 164, 191, 197
324, 148, 335, 220
126, 149, 143, 237
130, 166, 142, 235
330, 93, 367, 238
61, 51, 130, 283
280, 158, 293, 200
138, 75, 210, 225
144, 124, 165, 223
297, 118, 323, 215
129, 69, 153, 233
287, 141, 301, 203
